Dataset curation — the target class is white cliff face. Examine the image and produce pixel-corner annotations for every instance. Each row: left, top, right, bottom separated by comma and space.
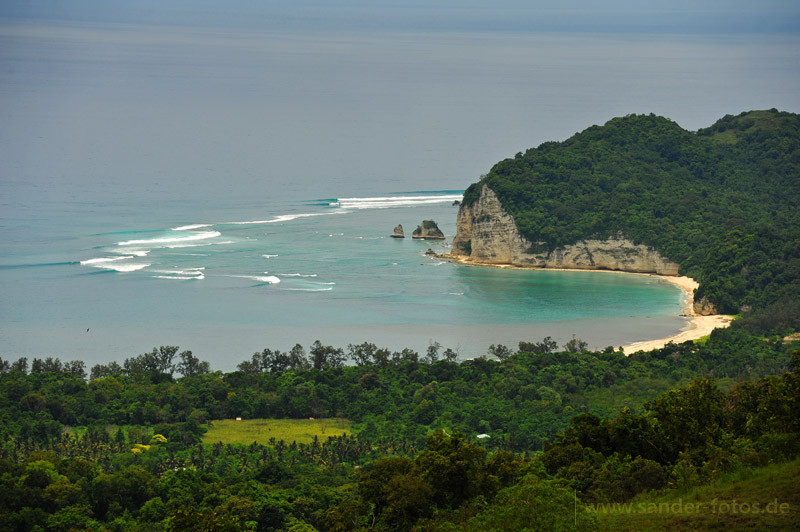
450, 185, 680, 276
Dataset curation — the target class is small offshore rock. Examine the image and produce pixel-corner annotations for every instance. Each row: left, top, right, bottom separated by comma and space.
425, 248, 437, 255
412, 220, 445, 240
390, 224, 405, 238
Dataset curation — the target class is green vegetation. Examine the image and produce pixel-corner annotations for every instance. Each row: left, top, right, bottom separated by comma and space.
594, 459, 800, 531
0, 334, 797, 530
462, 109, 800, 317
203, 418, 352, 446
1, 109, 798, 530
412, 219, 445, 239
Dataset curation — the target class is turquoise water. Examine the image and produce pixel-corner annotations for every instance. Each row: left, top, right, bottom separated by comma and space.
7, 17, 792, 369
0, 191, 686, 370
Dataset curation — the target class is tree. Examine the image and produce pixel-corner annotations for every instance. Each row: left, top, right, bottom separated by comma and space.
415, 430, 498, 509
310, 341, 346, 370
64, 360, 87, 379
563, 335, 589, 354
124, 346, 179, 377
488, 344, 512, 361
348, 342, 377, 366
288, 344, 310, 371
90, 361, 123, 379
519, 337, 558, 354
31, 357, 63, 374
425, 342, 441, 364
467, 475, 597, 532
11, 357, 28, 373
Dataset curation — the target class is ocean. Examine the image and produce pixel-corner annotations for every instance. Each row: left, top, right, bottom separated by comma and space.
2, 14, 798, 370
0, 188, 686, 369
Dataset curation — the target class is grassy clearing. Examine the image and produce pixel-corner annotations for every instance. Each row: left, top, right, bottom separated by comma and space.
203, 418, 353, 446
593, 459, 800, 531
693, 334, 710, 346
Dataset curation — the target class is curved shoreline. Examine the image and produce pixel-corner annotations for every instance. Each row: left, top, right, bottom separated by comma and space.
440, 254, 733, 354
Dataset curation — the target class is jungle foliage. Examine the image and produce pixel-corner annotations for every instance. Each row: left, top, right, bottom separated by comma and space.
0, 333, 798, 530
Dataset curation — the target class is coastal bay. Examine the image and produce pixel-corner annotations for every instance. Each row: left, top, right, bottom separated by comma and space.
442, 254, 732, 354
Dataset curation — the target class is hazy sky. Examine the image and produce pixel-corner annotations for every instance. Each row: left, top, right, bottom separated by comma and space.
2, 0, 799, 34
1, 1, 799, 205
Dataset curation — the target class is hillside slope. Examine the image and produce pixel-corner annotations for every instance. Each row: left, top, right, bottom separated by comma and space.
455, 110, 800, 318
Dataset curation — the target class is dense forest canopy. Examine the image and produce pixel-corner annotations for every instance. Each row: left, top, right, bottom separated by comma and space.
0, 337, 797, 530
462, 110, 800, 317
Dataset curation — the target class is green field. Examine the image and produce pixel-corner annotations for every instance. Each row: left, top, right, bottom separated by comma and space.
203, 418, 353, 445
594, 459, 800, 531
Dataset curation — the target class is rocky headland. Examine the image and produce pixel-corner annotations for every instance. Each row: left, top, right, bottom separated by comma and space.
441, 184, 731, 352
447, 185, 679, 275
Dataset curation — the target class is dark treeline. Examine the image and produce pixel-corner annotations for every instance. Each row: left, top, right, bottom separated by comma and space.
462, 109, 800, 317
1, 327, 794, 455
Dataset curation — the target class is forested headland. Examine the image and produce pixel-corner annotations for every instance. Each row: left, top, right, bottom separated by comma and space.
462, 109, 800, 322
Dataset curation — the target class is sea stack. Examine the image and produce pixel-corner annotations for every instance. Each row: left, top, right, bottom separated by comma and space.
412, 220, 445, 240
391, 224, 405, 238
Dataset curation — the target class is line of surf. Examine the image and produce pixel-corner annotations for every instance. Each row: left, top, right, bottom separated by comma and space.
331, 193, 463, 209
117, 230, 221, 246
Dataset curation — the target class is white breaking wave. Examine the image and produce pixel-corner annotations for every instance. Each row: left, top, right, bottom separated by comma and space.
277, 273, 317, 277
228, 212, 341, 225
80, 256, 150, 272
151, 267, 205, 280
333, 194, 462, 210
172, 224, 212, 231
165, 240, 232, 249
81, 256, 133, 265
81, 256, 151, 272
112, 248, 151, 257
227, 274, 281, 284
151, 268, 205, 276
263, 254, 279, 259
117, 230, 221, 246
104, 262, 151, 272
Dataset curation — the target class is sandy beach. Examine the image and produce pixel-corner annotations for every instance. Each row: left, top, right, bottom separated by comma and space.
620, 274, 733, 353
442, 255, 734, 354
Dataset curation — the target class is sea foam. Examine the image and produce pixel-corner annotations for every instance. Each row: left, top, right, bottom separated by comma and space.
172, 224, 212, 231
227, 212, 342, 225
80, 257, 151, 272
333, 193, 462, 210
117, 230, 221, 246
227, 274, 281, 284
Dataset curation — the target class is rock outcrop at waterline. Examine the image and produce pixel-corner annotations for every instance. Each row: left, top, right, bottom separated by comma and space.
412, 220, 445, 240
448, 185, 680, 276
693, 296, 718, 316
391, 224, 405, 238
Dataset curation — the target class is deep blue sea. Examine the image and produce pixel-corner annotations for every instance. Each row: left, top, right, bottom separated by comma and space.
2, 12, 798, 370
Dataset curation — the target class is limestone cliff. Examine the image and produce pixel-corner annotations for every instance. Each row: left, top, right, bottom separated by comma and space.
449, 185, 680, 276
